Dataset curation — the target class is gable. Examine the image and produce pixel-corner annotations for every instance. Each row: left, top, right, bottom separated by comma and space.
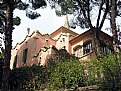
50, 26, 79, 39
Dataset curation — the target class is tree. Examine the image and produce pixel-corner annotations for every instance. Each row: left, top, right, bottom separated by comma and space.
47, 49, 71, 66
48, 0, 121, 56
48, 0, 109, 32
0, 47, 4, 88
110, 0, 121, 89
47, 60, 84, 90
110, 0, 120, 53
48, 0, 109, 56
1, 1, 14, 90
89, 54, 121, 90
0, 0, 47, 90
9, 65, 48, 90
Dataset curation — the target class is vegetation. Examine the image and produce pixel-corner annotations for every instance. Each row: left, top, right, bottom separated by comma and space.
0, 0, 47, 90
6, 54, 121, 91
9, 65, 48, 91
0, 0, 121, 91
48, 0, 120, 30
47, 60, 84, 90
0, 59, 3, 88
0, 48, 4, 89
88, 54, 121, 90
47, 49, 77, 66
48, 0, 121, 56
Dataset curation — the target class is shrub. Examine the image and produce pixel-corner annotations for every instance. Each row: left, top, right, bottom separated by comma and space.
9, 65, 48, 90
89, 54, 121, 90
47, 49, 71, 66
47, 60, 85, 90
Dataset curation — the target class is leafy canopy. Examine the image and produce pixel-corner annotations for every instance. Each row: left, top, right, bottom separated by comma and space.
48, 0, 121, 30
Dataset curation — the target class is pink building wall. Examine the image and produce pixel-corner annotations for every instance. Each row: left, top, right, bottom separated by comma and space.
10, 27, 113, 69
10, 30, 56, 69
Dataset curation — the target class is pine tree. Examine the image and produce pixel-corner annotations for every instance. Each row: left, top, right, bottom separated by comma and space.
0, 0, 47, 90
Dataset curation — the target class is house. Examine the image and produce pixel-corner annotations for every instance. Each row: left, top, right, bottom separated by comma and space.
10, 30, 56, 69
10, 18, 113, 69
10, 26, 113, 69
10, 26, 79, 69
70, 28, 113, 61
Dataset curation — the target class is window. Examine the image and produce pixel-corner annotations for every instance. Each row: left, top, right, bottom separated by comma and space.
100, 45, 113, 54
22, 48, 28, 64
13, 55, 17, 68
45, 39, 48, 42
62, 38, 65, 42
73, 45, 82, 57
100, 41, 113, 54
83, 40, 92, 55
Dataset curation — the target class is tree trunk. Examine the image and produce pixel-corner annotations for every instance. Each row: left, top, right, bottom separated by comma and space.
111, 0, 121, 90
1, 0, 13, 91
111, 0, 119, 53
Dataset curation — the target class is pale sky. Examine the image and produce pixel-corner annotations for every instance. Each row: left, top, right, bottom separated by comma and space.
13, 5, 113, 47
13, 7, 83, 47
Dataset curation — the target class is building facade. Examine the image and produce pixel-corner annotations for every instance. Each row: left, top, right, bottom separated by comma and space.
10, 26, 113, 69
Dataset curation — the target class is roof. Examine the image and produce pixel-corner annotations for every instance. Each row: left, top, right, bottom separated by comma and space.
12, 30, 55, 50
50, 26, 79, 38
69, 28, 112, 44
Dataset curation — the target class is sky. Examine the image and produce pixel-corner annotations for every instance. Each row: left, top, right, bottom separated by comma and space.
12, 4, 113, 48
13, 7, 84, 47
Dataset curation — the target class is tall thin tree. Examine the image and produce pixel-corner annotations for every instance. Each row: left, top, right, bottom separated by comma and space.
1, 0, 13, 91
110, 0, 121, 89
111, 0, 119, 53
0, 0, 47, 90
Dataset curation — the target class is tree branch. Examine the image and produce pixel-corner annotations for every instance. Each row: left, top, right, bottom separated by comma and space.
99, 0, 109, 30
87, 0, 93, 29
0, 13, 6, 22
76, 0, 93, 28
96, 0, 104, 29
13, 0, 21, 5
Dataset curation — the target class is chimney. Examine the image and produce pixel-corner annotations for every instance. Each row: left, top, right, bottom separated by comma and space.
26, 28, 30, 35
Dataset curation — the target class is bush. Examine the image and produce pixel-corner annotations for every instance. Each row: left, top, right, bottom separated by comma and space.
8, 54, 121, 90
89, 54, 121, 90
9, 65, 48, 90
47, 49, 71, 66
47, 60, 85, 90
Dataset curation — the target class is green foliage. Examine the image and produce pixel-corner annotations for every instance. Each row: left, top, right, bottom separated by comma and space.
30, 0, 47, 10
48, 0, 103, 29
13, 16, 21, 26
47, 49, 70, 66
9, 65, 48, 90
0, 47, 4, 59
47, 60, 85, 90
0, 48, 4, 87
89, 54, 121, 90
16, 0, 47, 19
58, 49, 70, 60
0, 0, 21, 42
0, 58, 3, 88
48, 0, 121, 30
0, 0, 47, 90
8, 54, 121, 90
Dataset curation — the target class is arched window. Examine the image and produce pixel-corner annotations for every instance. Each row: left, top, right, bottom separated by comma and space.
100, 41, 113, 54
73, 45, 82, 57
83, 40, 92, 55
